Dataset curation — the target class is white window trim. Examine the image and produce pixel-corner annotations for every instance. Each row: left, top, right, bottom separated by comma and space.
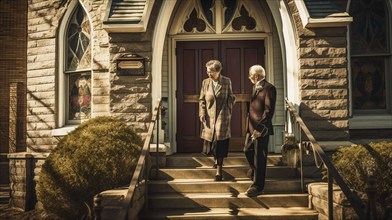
349, 115, 392, 129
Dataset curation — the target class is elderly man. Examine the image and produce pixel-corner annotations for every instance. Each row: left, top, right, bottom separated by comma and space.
244, 64, 276, 197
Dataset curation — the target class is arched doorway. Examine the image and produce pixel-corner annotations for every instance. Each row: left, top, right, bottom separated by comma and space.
169, 0, 280, 153
152, 0, 298, 154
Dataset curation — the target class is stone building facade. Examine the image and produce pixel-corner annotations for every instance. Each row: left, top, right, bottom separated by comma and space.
1, 0, 391, 211
288, 0, 350, 140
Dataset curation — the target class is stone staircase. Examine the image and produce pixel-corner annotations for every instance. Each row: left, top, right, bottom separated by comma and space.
0, 184, 10, 204
139, 153, 320, 219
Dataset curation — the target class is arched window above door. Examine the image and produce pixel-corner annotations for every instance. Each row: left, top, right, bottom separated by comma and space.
170, 0, 271, 35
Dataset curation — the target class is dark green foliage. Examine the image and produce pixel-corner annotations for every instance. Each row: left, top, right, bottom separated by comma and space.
332, 141, 392, 219
36, 116, 143, 219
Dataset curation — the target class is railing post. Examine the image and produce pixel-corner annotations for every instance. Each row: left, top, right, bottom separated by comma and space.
297, 124, 304, 193
93, 193, 102, 220
328, 169, 333, 220
366, 176, 377, 220
143, 160, 149, 212
155, 105, 160, 180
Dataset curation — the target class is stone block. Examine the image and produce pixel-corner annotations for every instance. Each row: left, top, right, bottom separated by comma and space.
7, 152, 48, 211
150, 144, 167, 168
308, 183, 358, 219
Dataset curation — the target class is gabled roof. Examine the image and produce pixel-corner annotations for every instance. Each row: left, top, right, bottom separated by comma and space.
103, 0, 155, 33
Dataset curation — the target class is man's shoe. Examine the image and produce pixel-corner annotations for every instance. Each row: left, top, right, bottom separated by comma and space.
245, 186, 264, 197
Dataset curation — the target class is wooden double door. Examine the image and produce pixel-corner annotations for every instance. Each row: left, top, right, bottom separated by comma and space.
176, 40, 265, 152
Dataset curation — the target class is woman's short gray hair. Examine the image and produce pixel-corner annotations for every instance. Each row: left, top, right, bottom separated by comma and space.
206, 60, 222, 73
249, 65, 266, 79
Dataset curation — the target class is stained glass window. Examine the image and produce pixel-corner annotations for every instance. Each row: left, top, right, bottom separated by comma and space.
66, 5, 91, 71
350, 0, 390, 112
65, 4, 91, 121
223, 0, 237, 26
69, 73, 91, 120
352, 58, 386, 110
201, 0, 214, 26
350, 0, 388, 55
197, 0, 238, 29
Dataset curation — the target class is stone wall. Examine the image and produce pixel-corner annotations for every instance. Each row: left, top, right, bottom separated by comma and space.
286, 0, 349, 141
108, 0, 162, 138
26, 0, 111, 152
308, 182, 358, 220
13, 0, 162, 211
26, 0, 162, 152
8, 152, 48, 211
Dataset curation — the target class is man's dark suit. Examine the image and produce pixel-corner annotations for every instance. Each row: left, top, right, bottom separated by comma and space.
245, 79, 276, 191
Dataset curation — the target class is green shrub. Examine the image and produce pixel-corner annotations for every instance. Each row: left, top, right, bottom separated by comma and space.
36, 116, 143, 219
332, 141, 392, 218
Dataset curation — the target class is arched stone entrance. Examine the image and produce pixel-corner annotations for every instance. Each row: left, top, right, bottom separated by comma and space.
152, 0, 299, 153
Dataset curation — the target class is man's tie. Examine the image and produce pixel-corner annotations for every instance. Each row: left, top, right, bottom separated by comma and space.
252, 84, 257, 96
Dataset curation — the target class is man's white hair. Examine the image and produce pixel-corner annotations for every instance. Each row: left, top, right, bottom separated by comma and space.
249, 65, 266, 79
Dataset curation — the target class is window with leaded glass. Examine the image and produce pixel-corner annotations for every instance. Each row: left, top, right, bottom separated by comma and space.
350, 0, 391, 113
177, 0, 266, 34
65, 4, 91, 122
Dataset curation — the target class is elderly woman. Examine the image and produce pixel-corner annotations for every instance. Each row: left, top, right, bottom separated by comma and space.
199, 60, 236, 181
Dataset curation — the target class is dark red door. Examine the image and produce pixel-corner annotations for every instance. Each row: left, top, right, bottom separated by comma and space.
176, 40, 264, 152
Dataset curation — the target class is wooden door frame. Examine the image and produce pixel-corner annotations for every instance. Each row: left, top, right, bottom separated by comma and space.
169, 34, 274, 153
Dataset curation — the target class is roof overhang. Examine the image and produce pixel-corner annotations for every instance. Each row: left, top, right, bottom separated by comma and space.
103, 0, 155, 33
295, 0, 352, 28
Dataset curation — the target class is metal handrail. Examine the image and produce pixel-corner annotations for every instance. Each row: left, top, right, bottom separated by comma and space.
284, 98, 366, 220
104, 99, 162, 220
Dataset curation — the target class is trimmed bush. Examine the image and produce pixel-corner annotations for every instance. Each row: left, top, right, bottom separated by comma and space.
36, 116, 143, 219
332, 141, 392, 219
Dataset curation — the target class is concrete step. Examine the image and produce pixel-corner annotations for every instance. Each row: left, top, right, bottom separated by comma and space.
100, 206, 122, 220
0, 184, 10, 204
148, 178, 320, 194
151, 166, 298, 180
166, 153, 284, 167
140, 207, 318, 220
148, 193, 309, 209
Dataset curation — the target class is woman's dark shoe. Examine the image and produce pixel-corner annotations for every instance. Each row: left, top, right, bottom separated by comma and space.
212, 163, 217, 168
215, 174, 223, 181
